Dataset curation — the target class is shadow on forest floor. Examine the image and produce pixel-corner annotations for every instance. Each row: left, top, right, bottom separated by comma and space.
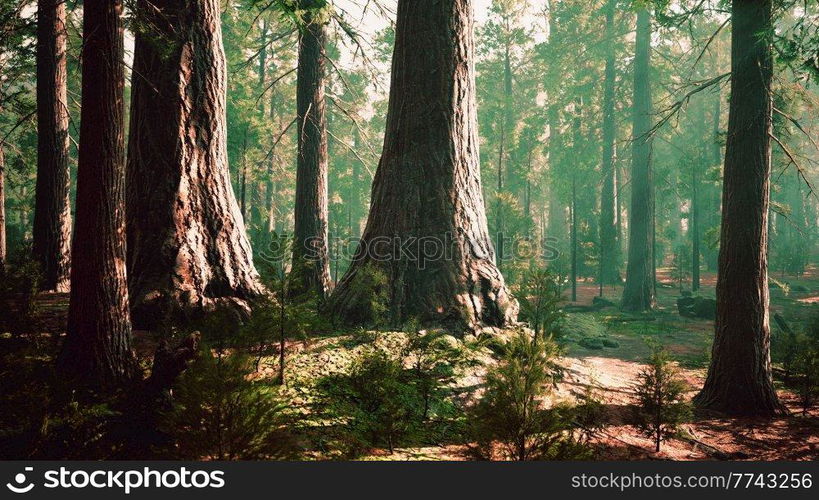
1, 267, 818, 460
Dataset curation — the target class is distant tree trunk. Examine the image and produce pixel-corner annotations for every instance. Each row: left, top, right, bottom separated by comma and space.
290, 13, 331, 298
691, 160, 700, 292
328, 0, 518, 331
599, 0, 617, 293
705, 94, 722, 271
495, 30, 514, 266
257, 18, 267, 117
0, 143, 6, 268
691, 108, 705, 292
266, 57, 279, 234
621, 8, 655, 312
571, 171, 577, 302
126, 0, 262, 329
34, 0, 71, 292
57, 0, 136, 387
546, 105, 566, 252
570, 99, 581, 302
240, 129, 248, 221
694, 0, 785, 416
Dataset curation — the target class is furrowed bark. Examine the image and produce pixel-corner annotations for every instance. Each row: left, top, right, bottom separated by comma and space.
126, 0, 263, 329
33, 0, 72, 292
694, 0, 785, 416
57, 0, 136, 388
290, 13, 332, 298
599, 0, 618, 290
621, 8, 656, 312
328, 0, 518, 332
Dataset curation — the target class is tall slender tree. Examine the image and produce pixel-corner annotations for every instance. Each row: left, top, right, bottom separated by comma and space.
57, 0, 135, 387
694, 0, 784, 416
621, 6, 655, 311
33, 0, 71, 292
599, 0, 618, 293
329, 0, 517, 330
705, 93, 722, 271
290, 7, 332, 298
126, 0, 263, 328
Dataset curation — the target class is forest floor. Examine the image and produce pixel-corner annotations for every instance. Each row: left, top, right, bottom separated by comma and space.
2, 268, 818, 460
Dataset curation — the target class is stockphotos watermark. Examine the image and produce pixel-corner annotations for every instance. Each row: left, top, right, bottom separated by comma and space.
258, 232, 562, 267
5, 465, 225, 495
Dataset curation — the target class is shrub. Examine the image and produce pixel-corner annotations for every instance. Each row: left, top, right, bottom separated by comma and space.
468, 330, 590, 460
569, 380, 607, 444
632, 348, 691, 452
556, 313, 607, 343
578, 337, 605, 350
402, 329, 463, 421
253, 237, 331, 383
338, 264, 390, 328
341, 327, 379, 348
0, 250, 43, 335
316, 349, 426, 456
790, 313, 819, 414
516, 268, 563, 338
161, 346, 296, 460
792, 344, 819, 414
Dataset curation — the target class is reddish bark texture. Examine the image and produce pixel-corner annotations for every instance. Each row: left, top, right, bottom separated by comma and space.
329, 0, 517, 331
58, 0, 136, 387
34, 0, 72, 292
126, 0, 262, 328
290, 14, 331, 298
695, 0, 784, 416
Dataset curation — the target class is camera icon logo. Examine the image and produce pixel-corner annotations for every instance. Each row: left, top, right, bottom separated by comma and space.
6, 467, 34, 494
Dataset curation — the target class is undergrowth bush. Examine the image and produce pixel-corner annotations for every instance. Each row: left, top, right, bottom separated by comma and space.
0, 249, 43, 335
467, 330, 591, 460
632, 348, 691, 452
316, 349, 423, 456
516, 268, 563, 337
160, 345, 297, 460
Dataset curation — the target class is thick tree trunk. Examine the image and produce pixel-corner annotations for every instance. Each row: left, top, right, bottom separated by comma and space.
694, 0, 784, 416
57, 0, 136, 387
33, 0, 72, 292
621, 8, 655, 312
126, 0, 263, 329
599, 0, 618, 291
290, 14, 331, 298
328, 0, 517, 331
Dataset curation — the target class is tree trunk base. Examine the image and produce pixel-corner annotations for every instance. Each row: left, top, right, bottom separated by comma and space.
693, 384, 787, 418
130, 288, 254, 330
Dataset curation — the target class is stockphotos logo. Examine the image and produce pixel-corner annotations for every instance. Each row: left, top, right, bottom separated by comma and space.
5, 466, 225, 495
6, 467, 35, 494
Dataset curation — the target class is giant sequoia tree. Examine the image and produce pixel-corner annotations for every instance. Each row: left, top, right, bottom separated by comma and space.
621, 7, 655, 312
57, 0, 135, 387
694, 0, 784, 416
33, 0, 71, 292
126, 0, 262, 328
328, 0, 518, 331
290, 8, 332, 298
